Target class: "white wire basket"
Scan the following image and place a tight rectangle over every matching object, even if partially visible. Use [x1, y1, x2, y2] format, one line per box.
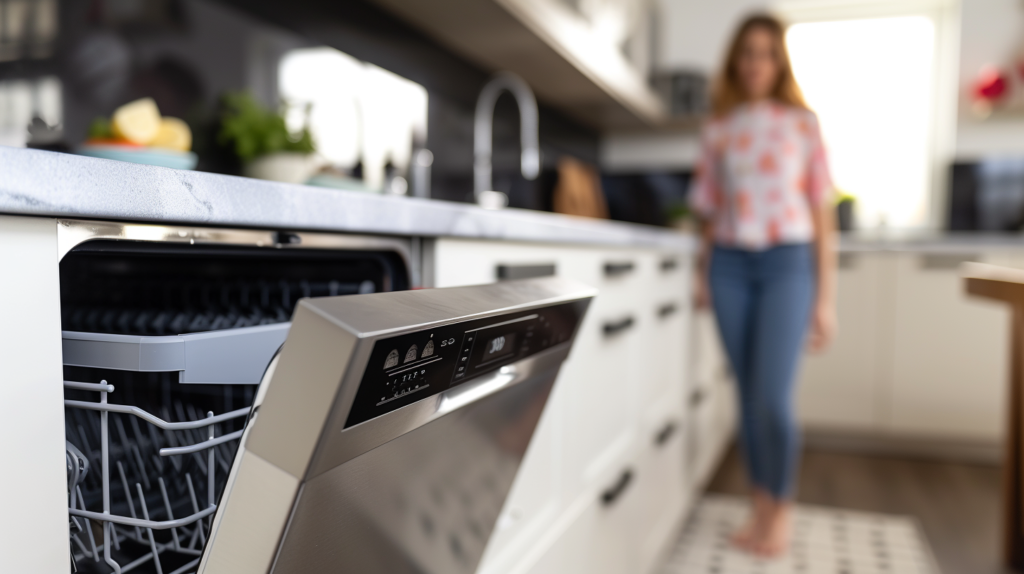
[64, 380, 251, 574]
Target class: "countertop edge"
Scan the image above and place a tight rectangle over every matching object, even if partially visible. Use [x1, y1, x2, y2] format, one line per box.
[0, 147, 696, 251]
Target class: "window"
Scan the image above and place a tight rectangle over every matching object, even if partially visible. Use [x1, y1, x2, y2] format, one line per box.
[786, 16, 938, 229]
[278, 47, 428, 192]
[0, 76, 61, 147]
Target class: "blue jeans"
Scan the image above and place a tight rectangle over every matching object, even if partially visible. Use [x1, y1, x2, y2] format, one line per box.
[709, 244, 815, 499]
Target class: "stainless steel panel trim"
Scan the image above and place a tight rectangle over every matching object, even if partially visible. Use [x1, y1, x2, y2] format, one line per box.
[61, 323, 289, 384]
[62, 331, 184, 372]
[55, 218, 413, 273]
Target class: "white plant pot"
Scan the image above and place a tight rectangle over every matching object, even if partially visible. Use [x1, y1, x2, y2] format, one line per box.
[243, 152, 321, 184]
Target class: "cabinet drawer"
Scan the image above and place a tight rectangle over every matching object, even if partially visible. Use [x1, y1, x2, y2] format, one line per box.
[529, 454, 644, 574]
[633, 410, 687, 574]
[559, 305, 641, 496]
[686, 380, 734, 492]
[691, 308, 727, 394]
[638, 298, 688, 419]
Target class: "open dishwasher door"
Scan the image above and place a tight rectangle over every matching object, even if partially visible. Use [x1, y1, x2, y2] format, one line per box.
[198, 277, 594, 574]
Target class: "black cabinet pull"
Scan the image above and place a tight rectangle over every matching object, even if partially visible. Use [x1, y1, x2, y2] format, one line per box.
[496, 263, 556, 281]
[604, 261, 635, 277]
[690, 388, 705, 407]
[654, 421, 677, 447]
[658, 302, 679, 319]
[660, 258, 678, 272]
[603, 316, 635, 337]
[600, 468, 634, 507]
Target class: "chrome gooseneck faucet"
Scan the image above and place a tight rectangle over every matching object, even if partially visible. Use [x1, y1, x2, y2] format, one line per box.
[474, 72, 540, 207]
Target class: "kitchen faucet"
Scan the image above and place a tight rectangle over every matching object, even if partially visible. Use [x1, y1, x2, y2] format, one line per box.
[474, 72, 540, 207]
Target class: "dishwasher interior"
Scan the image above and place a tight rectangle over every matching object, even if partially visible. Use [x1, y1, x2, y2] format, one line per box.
[60, 232, 409, 574]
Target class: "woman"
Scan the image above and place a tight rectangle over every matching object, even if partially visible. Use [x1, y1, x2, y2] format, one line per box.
[690, 14, 837, 556]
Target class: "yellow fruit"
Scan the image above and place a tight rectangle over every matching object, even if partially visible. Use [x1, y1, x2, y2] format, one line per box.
[111, 98, 161, 145]
[150, 117, 192, 152]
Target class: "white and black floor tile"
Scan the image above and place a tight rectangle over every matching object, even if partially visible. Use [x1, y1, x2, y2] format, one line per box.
[659, 496, 940, 574]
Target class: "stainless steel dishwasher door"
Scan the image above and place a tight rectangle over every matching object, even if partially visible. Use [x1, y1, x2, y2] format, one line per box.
[198, 277, 595, 574]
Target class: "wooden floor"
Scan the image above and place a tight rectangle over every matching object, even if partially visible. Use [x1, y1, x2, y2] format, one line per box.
[707, 445, 1007, 574]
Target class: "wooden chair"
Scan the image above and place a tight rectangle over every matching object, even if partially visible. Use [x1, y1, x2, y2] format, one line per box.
[964, 262, 1024, 569]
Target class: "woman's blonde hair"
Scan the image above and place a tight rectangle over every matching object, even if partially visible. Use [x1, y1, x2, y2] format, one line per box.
[711, 13, 808, 117]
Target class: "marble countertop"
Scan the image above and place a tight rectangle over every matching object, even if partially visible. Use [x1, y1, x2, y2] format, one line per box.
[0, 147, 694, 251]
[6, 147, 1024, 255]
[839, 232, 1024, 253]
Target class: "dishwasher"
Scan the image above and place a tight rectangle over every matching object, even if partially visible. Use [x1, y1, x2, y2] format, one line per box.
[58, 220, 594, 574]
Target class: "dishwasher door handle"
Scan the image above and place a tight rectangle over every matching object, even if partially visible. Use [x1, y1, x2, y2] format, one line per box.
[437, 366, 518, 416]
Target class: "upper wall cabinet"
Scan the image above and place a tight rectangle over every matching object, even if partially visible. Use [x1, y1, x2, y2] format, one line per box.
[367, 0, 667, 129]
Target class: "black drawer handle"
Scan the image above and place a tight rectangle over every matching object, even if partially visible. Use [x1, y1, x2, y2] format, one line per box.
[654, 421, 677, 447]
[660, 258, 678, 272]
[690, 388, 705, 407]
[496, 263, 556, 281]
[601, 468, 634, 507]
[604, 261, 635, 277]
[603, 316, 635, 337]
[658, 302, 679, 319]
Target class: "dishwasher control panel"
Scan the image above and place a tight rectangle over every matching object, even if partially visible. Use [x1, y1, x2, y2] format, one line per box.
[345, 300, 587, 427]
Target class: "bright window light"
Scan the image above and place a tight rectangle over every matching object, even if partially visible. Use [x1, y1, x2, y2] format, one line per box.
[279, 47, 428, 191]
[787, 16, 935, 229]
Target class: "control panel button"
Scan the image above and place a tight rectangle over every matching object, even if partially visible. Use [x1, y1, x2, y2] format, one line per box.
[404, 345, 418, 363]
[384, 349, 399, 369]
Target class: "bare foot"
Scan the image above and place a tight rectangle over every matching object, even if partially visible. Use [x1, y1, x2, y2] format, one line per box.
[729, 515, 759, 550]
[752, 500, 792, 557]
[730, 490, 771, 551]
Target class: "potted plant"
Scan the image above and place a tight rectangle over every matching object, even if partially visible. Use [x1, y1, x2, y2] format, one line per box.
[217, 91, 320, 184]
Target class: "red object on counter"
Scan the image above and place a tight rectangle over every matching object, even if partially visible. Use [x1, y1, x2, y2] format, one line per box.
[974, 66, 1009, 101]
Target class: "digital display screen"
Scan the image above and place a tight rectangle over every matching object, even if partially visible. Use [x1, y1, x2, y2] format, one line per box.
[345, 301, 589, 428]
[483, 333, 516, 361]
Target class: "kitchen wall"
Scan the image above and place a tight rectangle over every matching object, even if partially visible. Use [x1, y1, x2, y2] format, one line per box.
[956, 0, 1024, 159]
[605, 0, 1024, 218]
[6, 0, 601, 207]
[601, 0, 766, 172]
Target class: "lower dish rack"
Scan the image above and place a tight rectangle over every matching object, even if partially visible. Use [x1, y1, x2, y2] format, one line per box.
[57, 235, 410, 573]
[64, 379, 252, 574]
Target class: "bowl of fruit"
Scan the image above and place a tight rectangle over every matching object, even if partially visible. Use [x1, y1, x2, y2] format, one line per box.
[77, 98, 198, 170]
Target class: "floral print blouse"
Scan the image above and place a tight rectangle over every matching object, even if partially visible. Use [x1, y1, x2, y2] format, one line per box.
[690, 100, 833, 250]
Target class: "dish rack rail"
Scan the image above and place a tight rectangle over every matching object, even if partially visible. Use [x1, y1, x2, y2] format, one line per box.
[64, 380, 250, 574]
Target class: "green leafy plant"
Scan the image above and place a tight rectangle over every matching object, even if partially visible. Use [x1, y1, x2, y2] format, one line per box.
[665, 200, 691, 223]
[216, 91, 314, 163]
[87, 117, 113, 139]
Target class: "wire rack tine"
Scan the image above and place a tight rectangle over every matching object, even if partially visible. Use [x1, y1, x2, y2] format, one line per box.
[136, 483, 164, 574]
[158, 477, 182, 552]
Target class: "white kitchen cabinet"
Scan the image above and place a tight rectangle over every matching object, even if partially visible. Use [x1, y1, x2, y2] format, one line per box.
[0, 216, 69, 573]
[690, 308, 728, 395]
[886, 252, 1009, 441]
[431, 238, 694, 574]
[527, 439, 644, 574]
[798, 248, 1023, 449]
[797, 253, 888, 432]
[686, 306, 736, 489]
[632, 399, 688, 574]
